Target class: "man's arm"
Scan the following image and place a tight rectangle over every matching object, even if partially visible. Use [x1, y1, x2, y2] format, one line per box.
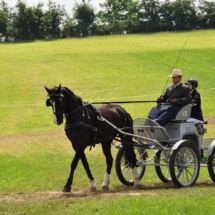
[175, 87, 192, 105]
[157, 87, 169, 103]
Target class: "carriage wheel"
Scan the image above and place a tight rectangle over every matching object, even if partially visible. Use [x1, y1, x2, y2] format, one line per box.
[169, 142, 200, 188]
[208, 147, 215, 183]
[155, 150, 172, 183]
[115, 147, 146, 185]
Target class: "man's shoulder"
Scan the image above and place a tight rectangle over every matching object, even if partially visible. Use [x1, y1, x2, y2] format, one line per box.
[167, 84, 174, 90]
[181, 83, 189, 87]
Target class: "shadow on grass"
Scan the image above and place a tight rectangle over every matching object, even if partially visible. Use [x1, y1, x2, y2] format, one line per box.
[59, 180, 215, 200]
[1, 38, 59, 45]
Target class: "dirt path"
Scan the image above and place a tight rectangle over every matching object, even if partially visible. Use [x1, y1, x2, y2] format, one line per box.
[0, 189, 156, 203]
[1, 181, 214, 203]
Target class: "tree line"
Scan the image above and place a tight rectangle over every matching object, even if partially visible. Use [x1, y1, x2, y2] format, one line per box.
[0, 0, 215, 41]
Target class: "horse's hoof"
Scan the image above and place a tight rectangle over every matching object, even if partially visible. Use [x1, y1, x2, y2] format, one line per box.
[62, 186, 71, 193]
[133, 184, 141, 190]
[89, 187, 97, 192]
[101, 185, 109, 191]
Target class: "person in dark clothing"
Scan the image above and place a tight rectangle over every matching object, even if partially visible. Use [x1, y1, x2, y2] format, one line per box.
[148, 69, 192, 126]
[185, 78, 204, 122]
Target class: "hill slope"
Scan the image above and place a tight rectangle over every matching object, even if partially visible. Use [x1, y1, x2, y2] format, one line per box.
[0, 30, 215, 134]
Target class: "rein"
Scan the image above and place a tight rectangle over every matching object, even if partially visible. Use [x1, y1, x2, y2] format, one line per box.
[92, 100, 156, 105]
[65, 100, 157, 117]
[51, 90, 135, 148]
[65, 103, 91, 117]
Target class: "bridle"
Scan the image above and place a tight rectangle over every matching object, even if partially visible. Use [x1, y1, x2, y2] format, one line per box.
[47, 93, 90, 119]
[46, 93, 66, 116]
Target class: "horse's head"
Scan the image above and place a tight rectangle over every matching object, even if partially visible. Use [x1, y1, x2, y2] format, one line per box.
[45, 84, 65, 125]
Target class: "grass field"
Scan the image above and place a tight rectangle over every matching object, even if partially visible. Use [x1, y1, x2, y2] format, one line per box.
[0, 30, 215, 214]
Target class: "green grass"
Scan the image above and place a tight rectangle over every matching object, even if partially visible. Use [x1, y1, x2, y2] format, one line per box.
[1, 30, 215, 214]
[0, 30, 215, 135]
[1, 190, 215, 214]
[0, 132, 215, 214]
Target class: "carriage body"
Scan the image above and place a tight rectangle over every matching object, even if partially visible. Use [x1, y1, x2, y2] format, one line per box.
[115, 104, 215, 188]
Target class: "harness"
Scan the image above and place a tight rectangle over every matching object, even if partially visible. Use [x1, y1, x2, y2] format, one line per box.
[50, 93, 133, 150]
[64, 103, 132, 150]
[64, 103, 102, 150]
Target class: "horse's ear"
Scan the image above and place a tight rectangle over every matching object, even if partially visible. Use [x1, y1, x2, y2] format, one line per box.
[44, 86, 52, 95]
[56, 83, 61, 94]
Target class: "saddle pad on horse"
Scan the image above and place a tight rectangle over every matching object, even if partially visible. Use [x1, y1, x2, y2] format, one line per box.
[133, 117, 170, 143]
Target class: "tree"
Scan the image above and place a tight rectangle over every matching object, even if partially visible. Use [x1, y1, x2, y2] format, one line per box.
[159, 0, 174, 31]
[30, 3, 44, 39]
[98, 0, 133, 23]
[62, 13, 76, 38]
[138, 0, 161, 32]
[12, 0, 30, 40]
[0, 0, 9, 40]
[43, 0, 66, 38]
[171, 0, 197, 30]
[73, 0, 95, 37]
[98, 0, 139, 34]
[198, 0, 215, 29]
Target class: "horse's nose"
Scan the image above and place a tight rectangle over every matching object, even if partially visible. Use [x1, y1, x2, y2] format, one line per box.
[54, 115, 63, 125]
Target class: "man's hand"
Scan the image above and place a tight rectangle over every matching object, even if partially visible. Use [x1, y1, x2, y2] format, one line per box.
[171, 99, 177, 104]
[157, 97, 162, 103]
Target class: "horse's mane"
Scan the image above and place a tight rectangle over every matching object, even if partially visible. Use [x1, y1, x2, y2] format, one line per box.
[62, 87, 83, 103]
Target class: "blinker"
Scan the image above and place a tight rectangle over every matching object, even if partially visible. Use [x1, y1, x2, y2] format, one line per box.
[46, 99, 52, 107]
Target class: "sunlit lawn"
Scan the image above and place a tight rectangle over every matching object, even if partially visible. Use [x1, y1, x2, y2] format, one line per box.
[0, 30, 215, 214]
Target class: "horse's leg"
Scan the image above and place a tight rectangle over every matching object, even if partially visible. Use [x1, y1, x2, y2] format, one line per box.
[62, 147, 83, 193]
[80, 152, 97, 191]
[101, 140, 113, 190]
[132, 166, 141, 189]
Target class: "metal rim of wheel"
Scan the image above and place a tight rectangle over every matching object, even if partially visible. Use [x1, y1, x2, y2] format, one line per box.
[155, 150, 172, 183]
[208, 147, 215, 183]
[115, 147, 146, 185]
[170, 143, 200, 188]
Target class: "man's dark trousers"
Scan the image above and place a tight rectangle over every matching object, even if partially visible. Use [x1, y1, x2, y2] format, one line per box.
[148, 103, 179, 127]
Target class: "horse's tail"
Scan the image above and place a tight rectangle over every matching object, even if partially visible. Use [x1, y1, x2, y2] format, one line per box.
[124, 111, 134, 134]
[117, 105, 133, 134]
[118, 107, 137, 169]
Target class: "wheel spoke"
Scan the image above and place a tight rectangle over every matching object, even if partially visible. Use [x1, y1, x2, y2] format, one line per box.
[163, 166, 170, 179]
[185, 168, 193, 178]
[127, 167, 131, 180]
[171, 145, 199, 187]
[185, 168, 190, 182]
[121, 163, 129, 170]
[123, 166, 129, 177]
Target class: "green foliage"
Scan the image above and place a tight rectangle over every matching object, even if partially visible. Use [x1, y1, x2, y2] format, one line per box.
[1, 0, 215, 40]
[171, 0, 197, 30]
[198, 0, 215, 29]
[73, 0, 95, 36]
[43, 1, 66, 39]
[0, 0, 9, 36]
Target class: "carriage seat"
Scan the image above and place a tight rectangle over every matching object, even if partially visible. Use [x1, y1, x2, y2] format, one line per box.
[172, 104, 191, 121]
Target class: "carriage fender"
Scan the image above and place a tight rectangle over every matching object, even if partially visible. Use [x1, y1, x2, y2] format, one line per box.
[172, 139, 201, 160]
[207, 140, 215, 157]
[172, 140, 189, 150]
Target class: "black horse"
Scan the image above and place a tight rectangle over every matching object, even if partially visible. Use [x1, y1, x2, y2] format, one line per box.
[45, 84, 140, 192]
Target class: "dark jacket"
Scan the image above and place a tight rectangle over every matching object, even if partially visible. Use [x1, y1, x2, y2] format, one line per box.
[190, 89, 204, 121]
[161, 82, 192, 105]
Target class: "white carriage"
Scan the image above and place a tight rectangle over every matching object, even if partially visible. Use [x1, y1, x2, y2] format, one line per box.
[112, 104, 215, 188]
